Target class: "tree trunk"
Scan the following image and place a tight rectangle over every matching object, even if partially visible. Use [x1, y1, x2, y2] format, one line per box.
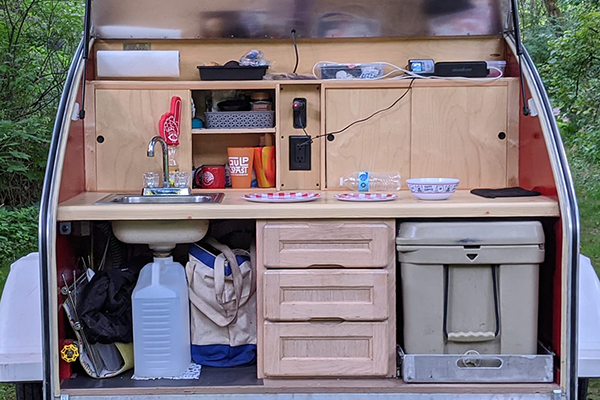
[543, 0, 561, 17]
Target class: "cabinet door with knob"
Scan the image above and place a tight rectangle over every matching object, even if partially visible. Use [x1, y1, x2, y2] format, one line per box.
[94, 89, 192, 192]
[411, 85, 515, 189]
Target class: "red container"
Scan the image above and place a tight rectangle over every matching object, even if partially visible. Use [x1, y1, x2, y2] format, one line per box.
[199, 165, 225, 189]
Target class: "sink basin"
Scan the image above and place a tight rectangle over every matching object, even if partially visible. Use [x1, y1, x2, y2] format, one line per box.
[94, 193, 224, 205]
[112, 219, 209, 253]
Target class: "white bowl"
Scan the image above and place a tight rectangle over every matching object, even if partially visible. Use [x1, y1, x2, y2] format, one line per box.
[406, 178, 460, 200]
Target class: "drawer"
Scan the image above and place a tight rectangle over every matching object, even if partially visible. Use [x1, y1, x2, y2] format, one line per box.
[263, 269, 389, 321]
[261, 220, 393, 268]
[263, 321, 390, 377]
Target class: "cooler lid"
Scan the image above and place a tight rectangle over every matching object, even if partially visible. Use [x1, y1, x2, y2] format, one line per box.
[396, 221, 545, 247]
[91, 0, 511, 39]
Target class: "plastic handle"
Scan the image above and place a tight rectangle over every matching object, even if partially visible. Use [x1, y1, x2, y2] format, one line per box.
[447, 331, 496, 343]
[151, 261, 161, 286]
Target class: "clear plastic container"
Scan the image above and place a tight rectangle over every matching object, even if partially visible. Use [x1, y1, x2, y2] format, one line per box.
[316, 63, 385, 80]
[339, 171, 402, 191]
[132, 256, 190, 378]
[486, 61, 506, 77]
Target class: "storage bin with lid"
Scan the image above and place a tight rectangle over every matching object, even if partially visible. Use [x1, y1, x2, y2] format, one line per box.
[396, 221, 545, 356]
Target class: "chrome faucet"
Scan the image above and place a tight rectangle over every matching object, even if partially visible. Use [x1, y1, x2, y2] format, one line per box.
[144, 136, 191, 196]
[147, 136, 170, 188]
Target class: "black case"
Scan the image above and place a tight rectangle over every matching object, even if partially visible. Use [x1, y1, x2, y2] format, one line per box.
[197, 65, 268, 81]
[434, 61, 489, 78]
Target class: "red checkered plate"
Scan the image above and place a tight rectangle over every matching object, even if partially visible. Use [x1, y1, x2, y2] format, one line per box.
[334, 193, 397, 202]
[241, 192, 322, 203]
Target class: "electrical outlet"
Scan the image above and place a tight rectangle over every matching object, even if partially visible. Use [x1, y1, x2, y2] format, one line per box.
[289, 136, 311, 170]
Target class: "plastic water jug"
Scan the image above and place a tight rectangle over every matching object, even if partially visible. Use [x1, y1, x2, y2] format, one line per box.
[132, 256, 190, 378]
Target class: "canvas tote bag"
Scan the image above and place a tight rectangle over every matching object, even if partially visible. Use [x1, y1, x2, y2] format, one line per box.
[186, 237, 257, 367]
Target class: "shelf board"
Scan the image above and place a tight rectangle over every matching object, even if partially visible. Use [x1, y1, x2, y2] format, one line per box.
[192, 128, 276, 135]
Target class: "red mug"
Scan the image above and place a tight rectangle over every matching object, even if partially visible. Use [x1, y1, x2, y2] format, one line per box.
[199, 165, 225, 189]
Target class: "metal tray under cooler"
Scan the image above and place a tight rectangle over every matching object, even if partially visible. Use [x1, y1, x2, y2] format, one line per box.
[399, 346, 554, 383]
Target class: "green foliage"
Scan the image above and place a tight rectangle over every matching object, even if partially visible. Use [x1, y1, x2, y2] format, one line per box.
[0, 382, 16, 400]
[0, 205, 39, 291]
[520, 0, 600, 164]
[0, 0, 84, 206]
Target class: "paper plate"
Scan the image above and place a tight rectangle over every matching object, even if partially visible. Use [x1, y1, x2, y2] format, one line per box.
[241, 192, 321, 203]
[334, 193, 397, 202]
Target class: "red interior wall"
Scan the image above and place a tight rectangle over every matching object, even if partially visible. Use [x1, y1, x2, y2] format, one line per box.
[506, 44, 562, 380]
[55, 233, 79, 380]
[58, 58, 94, 203]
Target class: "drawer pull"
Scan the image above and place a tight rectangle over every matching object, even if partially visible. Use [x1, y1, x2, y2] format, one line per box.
[308, 317, 345, 324]
[306, 264, 345, 269]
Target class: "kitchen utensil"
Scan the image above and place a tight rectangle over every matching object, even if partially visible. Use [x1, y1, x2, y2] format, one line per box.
[253, 146, 275, 188]
[334, 193, 397, 202]
[217, 100, 251, 112]
[240, 192, 321, 203]
[227, 147, 255, 188]
[200, 165, 226, 189]
[406, 178, 460, 200]
[142, 172, 160, 188]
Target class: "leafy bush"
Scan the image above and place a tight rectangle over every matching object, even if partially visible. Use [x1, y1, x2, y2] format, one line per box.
[0, 0, 84, 206]
[531, 2, 600, 164]
[0, 205, 39, 294]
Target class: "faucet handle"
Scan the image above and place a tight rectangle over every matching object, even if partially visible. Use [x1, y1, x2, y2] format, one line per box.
[171, 172, 190, 188]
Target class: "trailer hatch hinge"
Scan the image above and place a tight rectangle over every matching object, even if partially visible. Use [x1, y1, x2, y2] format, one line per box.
[78, 0, 92, 120]
[509, 0, 531, 117]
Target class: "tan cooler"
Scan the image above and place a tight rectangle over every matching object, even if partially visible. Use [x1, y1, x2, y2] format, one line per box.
[397, 221, 545, 356]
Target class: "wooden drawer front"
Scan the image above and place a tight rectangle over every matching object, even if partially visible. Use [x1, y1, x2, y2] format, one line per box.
[262, 220, 393, 268]
[263, 322, 389, 377]
[264, 270, 389, 321]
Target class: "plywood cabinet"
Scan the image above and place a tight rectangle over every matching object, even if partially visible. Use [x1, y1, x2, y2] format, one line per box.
[262, 220, 393, 268]
[411, 86, 509, 189]
[257, 219, 396, 379]
[325, 89, 411, 189]
[263, 269, 390, 321]
[263, 322, 391, 377]
[324, 81, 518, 189]
[94, 89, 192, 192]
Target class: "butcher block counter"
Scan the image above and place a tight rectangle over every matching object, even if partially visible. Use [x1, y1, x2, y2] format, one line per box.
[56, 191, 560, 221]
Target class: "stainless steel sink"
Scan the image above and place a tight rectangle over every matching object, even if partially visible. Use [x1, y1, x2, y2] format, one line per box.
[94, 193, 224, 205]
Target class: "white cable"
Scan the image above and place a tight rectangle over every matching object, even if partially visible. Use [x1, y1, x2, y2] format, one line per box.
[312, 61, 504, 81]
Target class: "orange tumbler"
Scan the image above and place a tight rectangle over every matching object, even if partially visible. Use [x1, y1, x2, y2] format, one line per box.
[227, 147, 254, 188]
[254, 146, 275, 188]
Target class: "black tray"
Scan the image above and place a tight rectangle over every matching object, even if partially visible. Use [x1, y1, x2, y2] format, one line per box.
[197, 65, 268, 81]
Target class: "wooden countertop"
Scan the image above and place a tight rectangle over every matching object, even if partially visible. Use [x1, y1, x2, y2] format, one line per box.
[56, 191, 560, 221]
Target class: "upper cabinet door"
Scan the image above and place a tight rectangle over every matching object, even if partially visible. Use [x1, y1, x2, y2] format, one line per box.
[325, 89, 411, 189]
[411, 86, 509, 189]
[94, 90, 192, 192]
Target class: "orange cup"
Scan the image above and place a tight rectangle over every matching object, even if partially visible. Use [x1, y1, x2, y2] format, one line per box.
[227, 147, 255, 188]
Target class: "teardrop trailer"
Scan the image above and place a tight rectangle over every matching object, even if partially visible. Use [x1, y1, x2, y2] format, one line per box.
[1, 0, 600, 399]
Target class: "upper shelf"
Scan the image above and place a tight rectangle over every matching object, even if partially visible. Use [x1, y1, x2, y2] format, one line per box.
[57, 191, 560, 221]
[90, 78, 517, 91]
[192, 128, 276, 135]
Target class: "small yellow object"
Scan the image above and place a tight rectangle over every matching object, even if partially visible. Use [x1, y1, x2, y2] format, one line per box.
[61, 343, 79, 363]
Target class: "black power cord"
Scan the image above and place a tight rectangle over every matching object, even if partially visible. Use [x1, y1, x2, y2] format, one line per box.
[300, 78, 416, 146]
[291, 29, 299, 74]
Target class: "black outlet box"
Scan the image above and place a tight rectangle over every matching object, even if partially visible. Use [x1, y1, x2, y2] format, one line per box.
[289, 136, 311, 170]
[293, 98, 307, 129]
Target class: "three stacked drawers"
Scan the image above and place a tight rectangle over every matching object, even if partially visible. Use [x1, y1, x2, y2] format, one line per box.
[256, 219, 396, 378]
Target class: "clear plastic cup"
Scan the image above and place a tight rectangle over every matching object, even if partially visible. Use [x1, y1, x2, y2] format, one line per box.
[143, 172, 160, 188]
